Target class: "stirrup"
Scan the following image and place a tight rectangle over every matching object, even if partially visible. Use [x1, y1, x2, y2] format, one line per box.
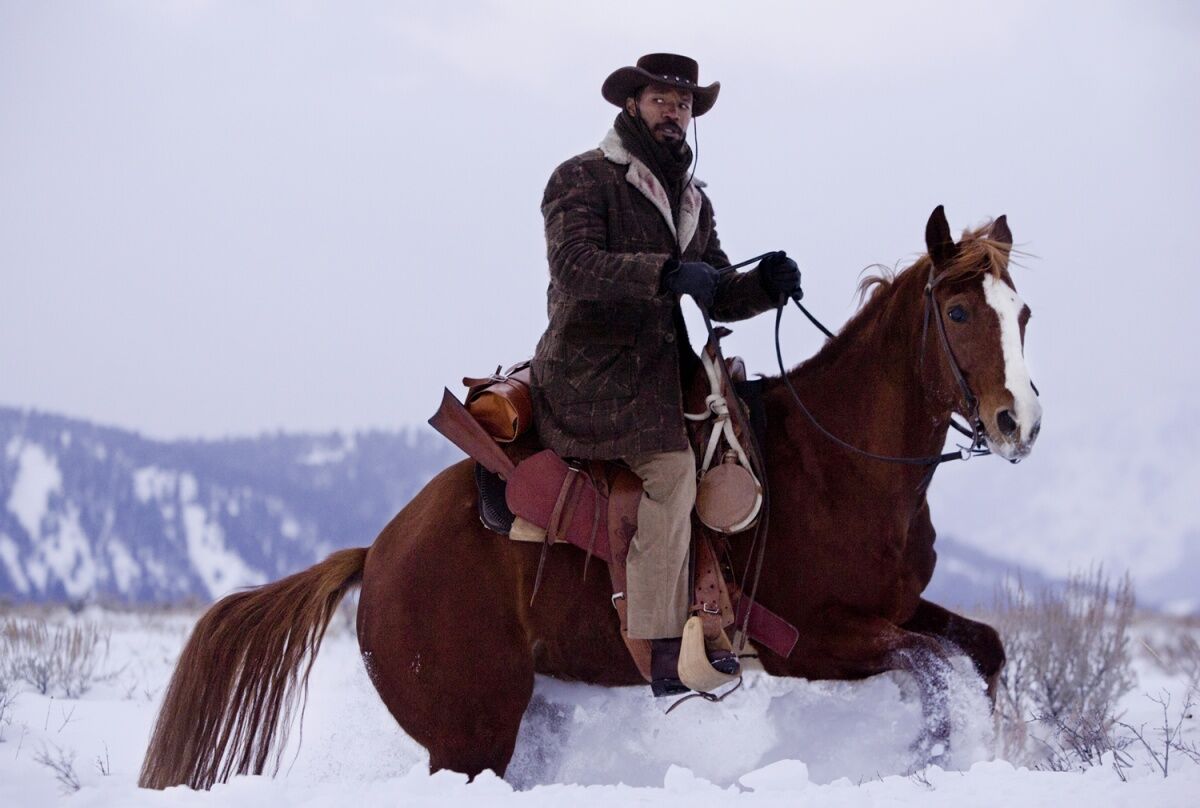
[677, 616, 739, 693]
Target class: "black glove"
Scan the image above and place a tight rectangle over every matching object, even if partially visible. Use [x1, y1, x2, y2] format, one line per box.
[757, 251, 801, 300]
[661, 259, 719, 310]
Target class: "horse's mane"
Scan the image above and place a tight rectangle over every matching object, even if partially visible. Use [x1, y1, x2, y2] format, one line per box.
[855, 222, 1013, 308]
[784, 221, 1015, 378]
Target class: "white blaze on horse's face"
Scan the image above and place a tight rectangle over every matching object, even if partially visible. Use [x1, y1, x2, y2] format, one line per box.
[981, 274, 1042, 461]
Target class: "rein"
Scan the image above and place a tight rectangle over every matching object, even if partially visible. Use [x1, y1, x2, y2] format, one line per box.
[707, 254, 991, 473]
[770, 261, 991, 471]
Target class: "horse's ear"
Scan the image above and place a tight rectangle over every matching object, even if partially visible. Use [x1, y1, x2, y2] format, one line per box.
[925, 205, 956, 268]
[990, 215, 1013, 249]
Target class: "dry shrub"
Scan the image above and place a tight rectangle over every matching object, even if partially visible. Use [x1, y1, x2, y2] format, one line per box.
[1142, 630, 1200, 689]
[991, 568, 1136, 766]
[0, 664, 14, 742]
[34, 742, 81, 793]
[1, 617, 112, 698]
[1117, 686, 1200, 777]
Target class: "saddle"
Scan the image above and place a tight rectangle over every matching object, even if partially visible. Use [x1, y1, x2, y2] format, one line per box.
[428, 334, 799, 690]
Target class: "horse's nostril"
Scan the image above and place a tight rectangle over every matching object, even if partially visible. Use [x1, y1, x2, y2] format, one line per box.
[997, 409, 1018, 436]
[1030, 420, 1041, 441]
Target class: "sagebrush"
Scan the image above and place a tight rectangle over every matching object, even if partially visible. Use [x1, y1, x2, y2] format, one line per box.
[991, 568, 1135, 767]
[1, 617, 112, 698]
[1142, 628, 1200, 689]
[0, 661, 15, 742]
[34, 742, 81, 793]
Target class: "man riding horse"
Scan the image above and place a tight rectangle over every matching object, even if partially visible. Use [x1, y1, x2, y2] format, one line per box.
[530, 53, 802, 696]
[139, 49, 1041, 789]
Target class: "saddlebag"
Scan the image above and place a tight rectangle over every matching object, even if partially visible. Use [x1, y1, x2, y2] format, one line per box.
[462, 360, 533, 443]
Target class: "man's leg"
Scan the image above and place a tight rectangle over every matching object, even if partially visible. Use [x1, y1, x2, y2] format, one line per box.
[621, 448, 696, 641]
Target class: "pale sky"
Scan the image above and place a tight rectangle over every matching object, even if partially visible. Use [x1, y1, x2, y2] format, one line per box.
[3, 1, 1200, 590]
[3, 0, 1197, 441]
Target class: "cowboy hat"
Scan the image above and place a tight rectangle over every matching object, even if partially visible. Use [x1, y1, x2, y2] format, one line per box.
[601, 53, 720, 116]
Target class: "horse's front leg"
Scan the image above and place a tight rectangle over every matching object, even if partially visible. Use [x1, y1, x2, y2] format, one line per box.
[808, 612, 957, 768]
[901, 598, 1006, 706]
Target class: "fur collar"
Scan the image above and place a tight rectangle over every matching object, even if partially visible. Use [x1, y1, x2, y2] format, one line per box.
[598, 128, 702, 252]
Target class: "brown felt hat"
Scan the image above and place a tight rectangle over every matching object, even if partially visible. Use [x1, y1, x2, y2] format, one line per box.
[602, 53, 720, 116]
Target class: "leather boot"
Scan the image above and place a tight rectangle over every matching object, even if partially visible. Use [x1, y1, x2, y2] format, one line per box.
[650, 638, 689, 697]
[706, 647, 741, 676]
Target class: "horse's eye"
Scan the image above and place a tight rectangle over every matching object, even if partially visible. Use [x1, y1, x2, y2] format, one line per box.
[948, 305, 968, 323]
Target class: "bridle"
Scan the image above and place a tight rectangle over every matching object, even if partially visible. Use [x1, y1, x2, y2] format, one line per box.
[709, 253, 993, 477]
[921, 261, 991, 454]
[769, 256, 994, 473]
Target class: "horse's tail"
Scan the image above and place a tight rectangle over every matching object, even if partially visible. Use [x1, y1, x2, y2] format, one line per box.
[138, 546, 368, 790]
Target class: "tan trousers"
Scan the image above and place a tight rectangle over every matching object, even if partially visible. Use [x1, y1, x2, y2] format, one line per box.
[621, 448, 696, 640]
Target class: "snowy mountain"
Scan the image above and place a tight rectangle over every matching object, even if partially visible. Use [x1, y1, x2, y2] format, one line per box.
[0, 407, 458, 604]
[928, 401, 1200, 616]
[0, 406, 1060, 610]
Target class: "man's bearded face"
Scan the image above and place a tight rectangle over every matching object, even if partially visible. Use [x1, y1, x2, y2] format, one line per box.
[627, 83, 693, 144]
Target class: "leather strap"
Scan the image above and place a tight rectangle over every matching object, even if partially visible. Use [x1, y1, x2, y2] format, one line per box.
[530, 469, 581, 605]
[462, 359, 533, 392]
[580, 461, 607, 581]
[731, 586, 800, 659]
[691, 534, 734, 642]
[547, 467, 583, 543]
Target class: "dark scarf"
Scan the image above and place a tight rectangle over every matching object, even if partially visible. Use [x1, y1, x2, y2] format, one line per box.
[613, 111, 693, 220]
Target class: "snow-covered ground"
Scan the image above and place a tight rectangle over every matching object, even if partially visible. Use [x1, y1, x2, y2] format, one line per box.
[1, 607, 1196, 807]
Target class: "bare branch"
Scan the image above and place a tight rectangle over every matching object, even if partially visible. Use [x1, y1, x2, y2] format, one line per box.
[33, 742, 81, 793]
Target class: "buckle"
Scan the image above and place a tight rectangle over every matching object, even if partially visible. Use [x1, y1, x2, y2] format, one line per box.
[611, 591, 625, 608]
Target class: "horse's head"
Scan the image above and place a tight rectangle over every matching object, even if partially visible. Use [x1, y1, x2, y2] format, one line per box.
[924, 206, 1042, 462]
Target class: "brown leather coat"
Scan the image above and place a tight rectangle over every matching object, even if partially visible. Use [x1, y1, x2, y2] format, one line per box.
[531, 129, 776, 459]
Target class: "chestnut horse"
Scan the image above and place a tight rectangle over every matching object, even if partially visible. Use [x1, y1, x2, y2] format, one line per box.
[139, 206, 1041, 789]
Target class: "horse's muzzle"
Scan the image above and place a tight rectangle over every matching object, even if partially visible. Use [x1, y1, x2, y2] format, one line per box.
[987, 414, 1041, 463]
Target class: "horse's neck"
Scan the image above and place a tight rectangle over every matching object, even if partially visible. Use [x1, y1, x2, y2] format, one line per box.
[772, 274, 954, 488]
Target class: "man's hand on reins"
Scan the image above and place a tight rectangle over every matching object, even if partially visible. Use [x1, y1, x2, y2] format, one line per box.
[757, 251, 801, 302]
[661, 258, 719, 309]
